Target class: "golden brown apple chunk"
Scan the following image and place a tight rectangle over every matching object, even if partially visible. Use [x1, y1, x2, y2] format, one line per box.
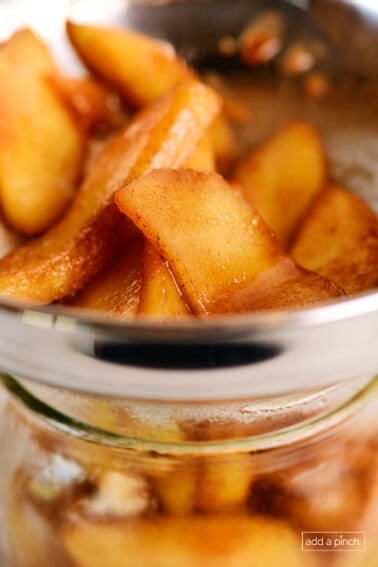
[66, 21, 193, 108]
[186, 131, 216, 173]
[67, 231, 144, 317]
[0, 29, 84, 235]
[291, 185, 378, 294]
[48, 74, 124, 132]
[138, 243, 189, 318]
[196, 456, 253, 514]
[62, 515, 310, 567]
[232, 121, 327, 247]
[0, 80, 220, 303]
[67, 22, 235, 174]
[115, 169, 342, 315]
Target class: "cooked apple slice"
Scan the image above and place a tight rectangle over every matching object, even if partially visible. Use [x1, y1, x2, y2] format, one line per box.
[62, 515, 309, 567]
[67, 22, 234, 173]
[197, 455, 253, 513]
[67, 231, 143, 317]
[0, 29, 84, 235]
[232, 121, 327, 247]
[0, 80, 220, 302]
[1, 27, 53, 73]
[138, 129, 213, 319]
[115, 169, 342, 315]
[67, 21, 194, 108]
[186, 131, 215, 172]
[211, 115, 238, 174]
[138, 125, 214, 319]
[291, 185, 378, 294]
[138, 242, 189, 318]
[48, 74, 125, 132]
[151, 461, 198, 516]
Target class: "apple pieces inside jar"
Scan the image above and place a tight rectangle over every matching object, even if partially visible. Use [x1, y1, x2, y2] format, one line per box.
[62, 515, 310, 567]
[291, 185, 378, 294]
[196, 455, 253, 514]
[232, 121, 327, 248]
[0, 28, 85, 236]
[115, 168, 343, 315]
[0, 80, 220, 303]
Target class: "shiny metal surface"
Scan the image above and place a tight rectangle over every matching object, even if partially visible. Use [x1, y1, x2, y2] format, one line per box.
[0, 0, 376, 400]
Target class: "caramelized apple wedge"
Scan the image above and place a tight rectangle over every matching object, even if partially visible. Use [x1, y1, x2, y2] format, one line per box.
[67, 232, 144, 317]
[151, 461, 198, 516]
[115, 169, 342, 315]
[211, 115, 238, 174]
[291, 185, 378, 294]
[0, 29, 84, 235]
[232, 121, 327, 247]
[0, 81, 220, 302]
[0, 27, 53, 73]
[197, 456, 253, 514]
[67, 21, 234, 174]
[138, 243, 189, 317]
[186, 131, 215, 172]
[67, 21, 193, 108]
[48, 74, 125, 132]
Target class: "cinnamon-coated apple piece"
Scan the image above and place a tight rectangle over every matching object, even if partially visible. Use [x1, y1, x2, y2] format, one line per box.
[48, 74, 125, 132]
[211, 115, 238, 174]
[186, 131, 216, 172]
[67, 231, 144, 317]
[62, 515, 310, 567]
[291, 185, 378, 294]
[0, 80, 220, 303]
[66, 21, 193, 108]
[137, 243, 189, 318]
[0, 29, 84, 235]
[137, 131, 215, 319]
[115, 169, 343, 315]
[138, 127, 214, 319]
[67, 21, 234, 173]
[232, 121, 327, 247]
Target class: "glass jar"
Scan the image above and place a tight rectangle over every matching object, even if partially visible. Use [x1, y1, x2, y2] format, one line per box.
[0, 1, 377, 566]
[0, 374, 377, 567]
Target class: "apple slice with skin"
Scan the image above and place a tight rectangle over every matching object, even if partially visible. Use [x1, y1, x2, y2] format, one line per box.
[232, 121, 327, 248]
[0, 28, 85, 235]
[291, 185, 378, 294]
[115, 169, 343, 315]
[0, 80, 220, 303]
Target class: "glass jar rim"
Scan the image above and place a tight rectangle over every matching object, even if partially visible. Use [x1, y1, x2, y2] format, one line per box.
[2, 373, 377, 457]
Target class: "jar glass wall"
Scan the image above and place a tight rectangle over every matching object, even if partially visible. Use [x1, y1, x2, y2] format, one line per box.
[0, 375, 377, 567]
